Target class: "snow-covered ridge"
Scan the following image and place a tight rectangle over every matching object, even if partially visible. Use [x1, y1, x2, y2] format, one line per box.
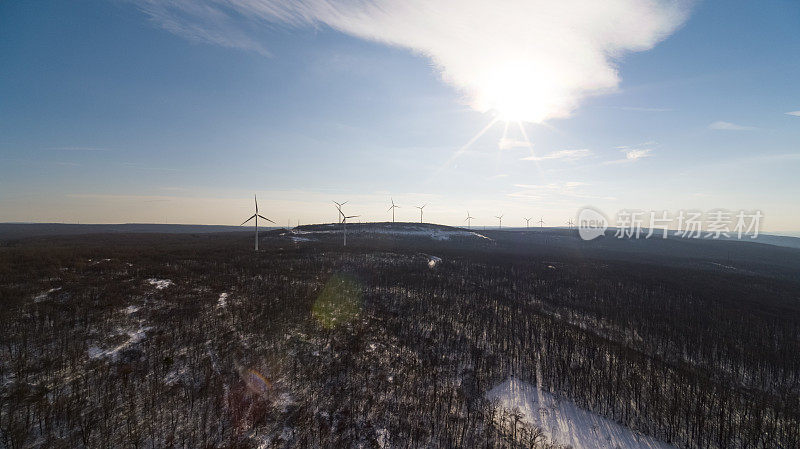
[487, 377, 675, 449]
[291, 223, 490, 241]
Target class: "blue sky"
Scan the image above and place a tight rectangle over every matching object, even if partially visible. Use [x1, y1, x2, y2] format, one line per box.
[1, 0, 798, 231]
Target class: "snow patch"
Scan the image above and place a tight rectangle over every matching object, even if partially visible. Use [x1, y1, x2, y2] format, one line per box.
[147, 278, 173, 290]
[296, 225, 490, 241]
[376, 428, 390, 448]
[486, 377, 676, 449]
[122, 305, 140, 315]
[88, 326, 152, 361]
[33, 287, 61, 302]
[217, 292, 228, 308]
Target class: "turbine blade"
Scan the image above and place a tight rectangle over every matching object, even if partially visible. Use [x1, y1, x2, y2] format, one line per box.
[240, 214, 256, 226]
[257, 214, 274, 224]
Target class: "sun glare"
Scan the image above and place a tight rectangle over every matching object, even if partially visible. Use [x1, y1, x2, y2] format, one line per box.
[477, 61, 559, 123]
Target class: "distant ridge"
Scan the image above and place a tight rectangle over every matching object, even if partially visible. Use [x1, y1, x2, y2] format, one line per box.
[0, 223, 261, 240]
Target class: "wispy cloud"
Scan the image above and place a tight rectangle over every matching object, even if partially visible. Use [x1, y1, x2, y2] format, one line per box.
[486, 173, 509, 180]
[616, 106, 674, 112]
[785, 111, 800, 117]
[123, 162, 182, 172]
[136, 1, 271, 56]
[135, 0, 692, 122]
[708, 121, 758, 131]
[48, 146, 113, 152]
[521, 149, 591, 162]
[498, 138, 530, 151]
[603, 147, 653, 164]
[509, 181, 613, 201]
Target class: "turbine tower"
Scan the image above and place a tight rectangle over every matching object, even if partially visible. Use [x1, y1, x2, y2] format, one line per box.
[416, 204, 427, 223]
[342, 214, 359, 246]
[538, 217, 545, 227]
[524, 217, 532, 229]
[333, 200, 347, 223]
[566, 219, 574, 229]
[240, 194, 274, 251]
[495, 214, 504, 229]
[388, 198, 400, 223]
[464, 211, 475, 229]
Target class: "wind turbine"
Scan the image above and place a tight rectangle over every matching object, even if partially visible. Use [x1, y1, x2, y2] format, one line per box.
[495, 214, 504, 229]
[464, 211, 475, 229]
[333, 200, 347, 223]
[342, 214, 359, 246]
[566, 219, 574, 229]
[538, 217, 545, 227]
[240, 194, 274, 251]
[415, 204, 427, 223]
[388, 198, 400, 223]
[524, 217, 532, 229]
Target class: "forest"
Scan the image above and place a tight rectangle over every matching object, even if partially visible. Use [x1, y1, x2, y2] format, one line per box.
[1, 228, 798, 448]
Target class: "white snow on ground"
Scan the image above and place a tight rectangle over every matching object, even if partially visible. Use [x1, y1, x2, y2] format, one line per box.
[88, 325, 151, 361]
[290, 236, 313, 242]
[295, 225, 490, 241]
[33, 287, 61, 302]
[217, 292, 228, 308]
[428, 255, 442, 268]
[376, 428, 390, 448]
[122, 305, 140, 315]
[147, 278, 173, 289]
[487, 377, 676, 449]
[709, 262, 736, 270]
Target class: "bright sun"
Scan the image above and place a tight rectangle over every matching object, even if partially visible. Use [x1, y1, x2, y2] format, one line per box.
[476, 61, 559, 123]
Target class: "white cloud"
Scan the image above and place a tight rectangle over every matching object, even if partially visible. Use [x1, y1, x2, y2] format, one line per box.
[603, 147, 653, 164]
[521, 149, 592, 161]
[498, 138, 531, 150]
[786, 111, 800, 117]
[136, 0, 692, 122]
[625, 148, 652, 160]
[486, 173, 509, 180]
[617, 106, 674, 112]
[708, 121, 757, 131]
[509, 181, 606, 201]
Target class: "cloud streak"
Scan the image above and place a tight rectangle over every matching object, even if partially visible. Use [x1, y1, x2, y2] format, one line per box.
[521, 149, 592, 161]
[136, 0, 692, 122]
[603, 147, 653, 164]
[708, 121, 757, 131]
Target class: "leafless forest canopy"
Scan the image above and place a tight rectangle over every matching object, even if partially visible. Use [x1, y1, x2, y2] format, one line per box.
[1, 228, 799, 448]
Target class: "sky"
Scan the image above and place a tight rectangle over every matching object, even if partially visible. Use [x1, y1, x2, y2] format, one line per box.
[1, 0, 799, 232]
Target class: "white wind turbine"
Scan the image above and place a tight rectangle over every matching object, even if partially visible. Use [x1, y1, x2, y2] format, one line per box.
[387, 198, 400, 223]
[495, 214, 504, 229]
[538, 217, 545, 227]
[566, 218, 575, 229]
[342, 213, 359, 246]
[333, 200, 347, 223]
[415, 204, 427, 223]
[239, 194, 274, 251]
[524, 217, 532, 229]
[464, 211, 475, 229]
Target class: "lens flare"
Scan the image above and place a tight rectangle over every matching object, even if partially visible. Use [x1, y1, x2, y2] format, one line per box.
[312, 274, 363, 329]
